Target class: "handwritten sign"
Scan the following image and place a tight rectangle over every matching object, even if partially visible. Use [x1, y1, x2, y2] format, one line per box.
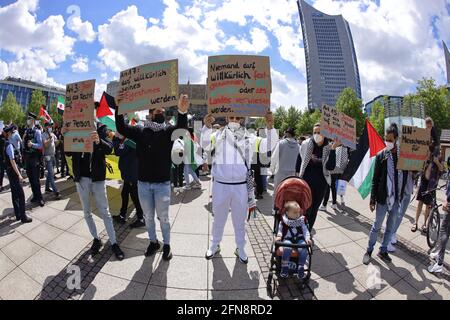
[63, 79, 96, 152]
[117, 59, 178, 115]
[320, 105, 356, 149]
[397, 125, 429, 171]
[207, 55, 271, 117]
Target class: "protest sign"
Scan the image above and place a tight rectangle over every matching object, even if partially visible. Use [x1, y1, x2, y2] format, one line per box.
[398, 125, 429, 171]
[63, 79, 96, 152]
[320, 105, 356, 150]
[118, 59, 178, 115]
[207, 55, 271, 117]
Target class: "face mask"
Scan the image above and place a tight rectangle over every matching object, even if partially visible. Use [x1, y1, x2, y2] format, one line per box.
[228, 122, 240, 131]
[385, 141, 394, 151]
[153, 113, 165, 124]
[313, 134, 323, 144]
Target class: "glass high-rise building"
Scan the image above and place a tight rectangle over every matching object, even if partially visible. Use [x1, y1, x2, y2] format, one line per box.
[297, 0, 362, 110]
[444, 41, 450, 86]
[0, 77, 65, 111]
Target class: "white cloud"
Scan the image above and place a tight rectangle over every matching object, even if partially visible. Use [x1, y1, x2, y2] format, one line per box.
[0, 60, 8, 79]
[0, 0, 75, 86]
[71, 56, 89, 73]
[226, 28, 270, 53]
[67, 15, 96, 42]
[95, 82, 106, 101]
[271, 68, 307, 110]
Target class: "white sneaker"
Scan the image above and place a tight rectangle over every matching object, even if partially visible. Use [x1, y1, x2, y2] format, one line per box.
[205, 245, 221, 260]
[387, 243, 396, 253]
[183, 185, 191, 191]
[331, 204, 338, 210]
[340, 196, 345, 206]
[429, 250, 439, 260]
[427, 262, 443, 273]
[192, 182, 202, 189]
[391, 234, 397, 245]
[234, 248, 248, 264]
[319, 205, 326, 211]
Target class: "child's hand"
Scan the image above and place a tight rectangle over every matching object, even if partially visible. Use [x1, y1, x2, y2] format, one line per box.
[275, 236, 282, 242]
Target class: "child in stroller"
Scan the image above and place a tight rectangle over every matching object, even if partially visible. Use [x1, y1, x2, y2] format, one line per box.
[276, 200, 312, 278]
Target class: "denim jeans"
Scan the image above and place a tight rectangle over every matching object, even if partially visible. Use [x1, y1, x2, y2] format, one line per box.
[76, 177, 117, 244]
[436, 209, 450, 265]
[392, 193, 412, 236]
[367, 201, 399, 253]
[45, 156, 58, 193]
[184, 164, 200, 185]
[281, 239, 308, 274]
[138, 181, 171, 245]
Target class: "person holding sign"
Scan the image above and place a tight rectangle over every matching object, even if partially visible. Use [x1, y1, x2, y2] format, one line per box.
[65, 121, 125, 261]
[201, 111, 278, 264]
[115, 95, 189, 261]
[298, 123, 342, 230]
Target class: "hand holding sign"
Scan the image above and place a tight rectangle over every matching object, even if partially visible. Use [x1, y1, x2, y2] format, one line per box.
[91, 131, 100, 145]
[331, 139, 342, 150]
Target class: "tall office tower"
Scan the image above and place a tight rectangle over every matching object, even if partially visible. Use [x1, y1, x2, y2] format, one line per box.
[444, 41, 450, 85]
[297, 0, 362, 110]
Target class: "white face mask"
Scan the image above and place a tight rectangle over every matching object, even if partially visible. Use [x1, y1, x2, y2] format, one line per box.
[385, 141, 395, 151]
[228, 122, 240, 131]
[313, 133, 323, 144]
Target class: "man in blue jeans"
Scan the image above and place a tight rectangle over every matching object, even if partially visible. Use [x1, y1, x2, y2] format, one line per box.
[363, 123, 404, 265]
[115, 95, 189, 261]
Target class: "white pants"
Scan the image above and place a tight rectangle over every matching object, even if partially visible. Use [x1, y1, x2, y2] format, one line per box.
[211, 181, 248, 250]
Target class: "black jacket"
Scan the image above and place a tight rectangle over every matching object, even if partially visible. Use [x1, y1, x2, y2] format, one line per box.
[115, 110, 188, 183]
[370, 149, 408, 205]
[66, 123, 113, 182]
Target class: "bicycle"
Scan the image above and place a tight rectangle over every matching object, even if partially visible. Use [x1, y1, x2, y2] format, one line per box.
[422, 184, 446, 249]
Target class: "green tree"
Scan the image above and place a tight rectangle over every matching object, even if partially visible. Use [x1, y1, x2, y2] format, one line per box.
[296, 109, 321, 136]
[369, 100, 385, 136]
[0, 92, 25, 125]
[48, 99, 62, 125]
[335, 87, 366, 136]
[27, 89, 46, 116]
[273, 106, 287, 132]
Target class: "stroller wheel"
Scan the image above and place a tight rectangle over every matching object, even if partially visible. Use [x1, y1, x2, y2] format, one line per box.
[266, 273, 276, 299]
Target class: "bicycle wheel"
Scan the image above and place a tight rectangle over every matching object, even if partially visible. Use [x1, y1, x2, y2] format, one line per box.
[427, 207, 441, 249]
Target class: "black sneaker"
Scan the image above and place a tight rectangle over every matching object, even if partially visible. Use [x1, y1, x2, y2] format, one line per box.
[21, 216, 33, 224]
[38, 199, 45, 207]
[54, 192, 61, 200]
[91, 238, 102, 255]
[145, 241, 161, 257]
[363, 251, 372, 265]
[377, 251, 392, 263]
[129, 219, 145, 229]
[113, 215, 126, 224]
[112, 244, 125, 261]
[45, 188, 53, 194]
[30, 198, 37, 203]
[162, 244, 173, 261]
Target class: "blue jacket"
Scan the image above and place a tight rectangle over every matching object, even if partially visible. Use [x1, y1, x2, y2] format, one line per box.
[113, 136, 138, 183]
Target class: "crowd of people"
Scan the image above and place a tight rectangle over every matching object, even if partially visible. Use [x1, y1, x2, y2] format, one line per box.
[1, 98, 449, 275]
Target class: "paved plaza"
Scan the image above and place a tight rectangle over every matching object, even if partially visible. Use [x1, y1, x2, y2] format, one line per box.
[0, 175, 449, 300]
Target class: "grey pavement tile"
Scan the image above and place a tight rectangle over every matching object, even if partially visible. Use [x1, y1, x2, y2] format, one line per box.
[150, 256, 207, 290]
[67, 219, 104, 240]
[403, 266, 444, 299]
[339, 223, 370, 242]
[327, 242, 368, 270]
[209, 257, 265, 291]
[170, 233, 208, 258]
[100, 247, 160, 284]
[310, 249, 347, 280]
[350, 263, 402, 297]
[309, 270, 372, 300]
[46, 196, 78, 211]
[172, 210, 209, 235]
[81, 272, 147, 300]
[120, 228, 150, 252]
[0, 267, 42, 300]
[46, 232, 91, 260]
[217, 235, 255, 258]
[10, 219, 43, 235]
[0, 225, 21, 249]
[312, 228, 353, 249]
[144, 285, 207, 300]
[209, 288, 270, 300]
[320, 210, 357, 227]
[20, 248, 69, 285]
[429, 283, 450, 300]
[29, 206, 63, 223]
[312, 215, 335, 230]
[0, 251, 16, 281]
[375, 279, 427, 300]
[24, 223, 64, 247]
[1, 236, 41, 265]
[46, 212, 83, 231]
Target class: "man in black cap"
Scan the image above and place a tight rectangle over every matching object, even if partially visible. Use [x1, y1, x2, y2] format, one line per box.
[3, 125, 32, 223]
[23, 112, 44, 206]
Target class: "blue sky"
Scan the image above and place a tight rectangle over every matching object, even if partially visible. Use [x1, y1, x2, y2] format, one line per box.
[0, 0, 449, 109]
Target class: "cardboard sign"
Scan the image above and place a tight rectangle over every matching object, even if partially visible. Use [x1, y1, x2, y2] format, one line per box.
[207, 55, 271, 117]
[320, 105, 356, 150]
[118, 59, 178, 115]
[63, 79, 96, 152]
[398, 125, 429, 171]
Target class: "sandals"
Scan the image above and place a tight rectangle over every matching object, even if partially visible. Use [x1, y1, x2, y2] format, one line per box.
[421, 225, 428, 233]
[411, 224, 418, 232]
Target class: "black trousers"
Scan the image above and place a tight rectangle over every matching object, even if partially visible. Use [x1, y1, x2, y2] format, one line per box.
[323, 174, 339, 206]
[172, 164, 184, 188]
[120, 181, 143, 220]
[7, 169, 26, 220]
[60, 153, 69, 176]
[0, 159, 5, 187]
[25, 157, 43, 201]
[254, 168, 264, 196]
[304, 174, 327, 231]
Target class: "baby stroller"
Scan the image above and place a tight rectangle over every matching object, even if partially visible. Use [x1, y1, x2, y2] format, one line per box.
[267, 176, 314, 298]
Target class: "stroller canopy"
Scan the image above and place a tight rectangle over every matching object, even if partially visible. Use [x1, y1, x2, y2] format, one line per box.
[274, 177, 312, 214]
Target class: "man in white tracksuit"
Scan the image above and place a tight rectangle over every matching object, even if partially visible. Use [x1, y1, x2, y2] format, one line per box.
[201, 112, 278, 263]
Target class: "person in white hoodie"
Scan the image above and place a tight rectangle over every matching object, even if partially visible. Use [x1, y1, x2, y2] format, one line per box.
[201, 112, 278, 263]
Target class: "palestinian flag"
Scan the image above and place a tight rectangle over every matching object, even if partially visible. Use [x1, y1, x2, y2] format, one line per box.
[39, 105, 53, 123]
[341, 119, 385, 199]
[57, 96, 65, 115]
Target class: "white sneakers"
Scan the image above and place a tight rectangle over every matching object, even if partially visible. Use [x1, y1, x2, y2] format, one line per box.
[205, 245, 221, 260]
[387, 243, 396, 253]
[429, 250, 439, 260]
[427, 262, 443, 273]
[234, 248, 249, 264]
[319, 205, 326, 211]
[331, 204, 338, 210]
[340, 195, 345, 206]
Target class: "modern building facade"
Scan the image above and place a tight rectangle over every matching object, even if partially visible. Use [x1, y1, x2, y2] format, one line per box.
[0, 77, 65, 111]
[297, 0, 362, 110]
[444, 41, 450, 86]
[364, 95, 404, 116]
[106, 80, 120, 98]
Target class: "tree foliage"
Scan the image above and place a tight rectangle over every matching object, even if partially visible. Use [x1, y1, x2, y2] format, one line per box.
[0, 92, 25, 125]
[369, 100, 385, 136]
[27, 89, 46, 116]
[335, 87, 366, 137]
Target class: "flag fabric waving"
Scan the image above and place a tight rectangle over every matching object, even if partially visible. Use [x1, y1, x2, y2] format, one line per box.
[340, 119, 385, 199]
[39, 105, 53, 123]
[57, 96, 65, 115]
